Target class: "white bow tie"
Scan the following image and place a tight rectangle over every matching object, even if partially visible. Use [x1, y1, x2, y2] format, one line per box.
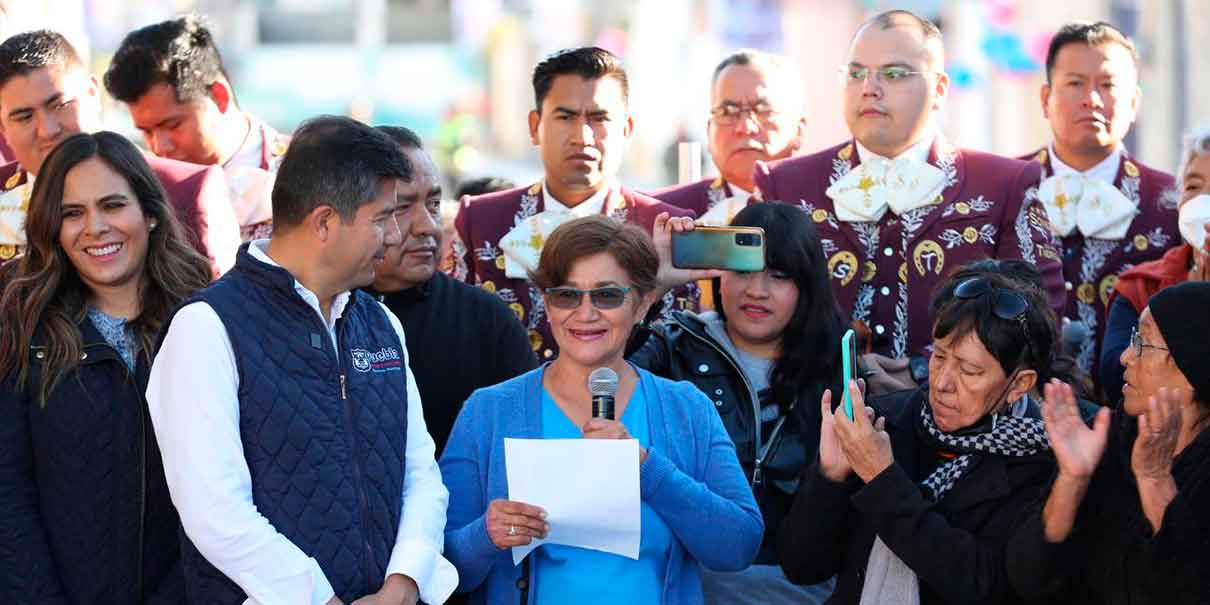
[827, 156, 947, 222]
[1038, 174, 1136, 239]
[698, 190, 748, 226]
[499, 209, 583, 279]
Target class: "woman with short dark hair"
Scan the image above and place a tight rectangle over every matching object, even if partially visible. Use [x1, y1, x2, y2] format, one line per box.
[0, 132, 211, 602]
[440, 214, 762, 604]
[779, 272, 1061, 604]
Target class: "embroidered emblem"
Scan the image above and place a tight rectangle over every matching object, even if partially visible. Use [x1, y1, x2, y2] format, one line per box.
[899, 262, 908, 283]
[1123, 160, 1139, 178]
[271, 139, 288, 157]
[509, 302, 525, 322]
[4, 171, 20, 191]
[1100, 275, 1119, 306]
[351, 349, 371, 372]
[861, 261, 877, 282]
[1132, 234, 1149, 251]
[482, 280, 496, 293]
[350, 346, 402, 373]
[706, 178, 725, 210]
[528, 330, 543, 352]
[820, 238, 839, 257]
[838, 144, 853, 161]
[828, 251, 859, 286]
[830, 145, 854, 185]
[955, 202, 970, 215]
[1077, 283, 1096, 305]
[913, 239, 946, 276]
[0, 244, 15, 260]
[1034, 149, 1048, 165]
[811, 209, 828, 223]
[962, 227, 979, 244]
[495, 255, 507, 270]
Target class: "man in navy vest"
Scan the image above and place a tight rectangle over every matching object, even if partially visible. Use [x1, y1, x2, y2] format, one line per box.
[147, 116, 455, 605]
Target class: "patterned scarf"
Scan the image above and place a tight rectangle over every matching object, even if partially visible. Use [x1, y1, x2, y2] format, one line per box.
[918, 400, 1051, 501]
[860, 398, 1051, 605]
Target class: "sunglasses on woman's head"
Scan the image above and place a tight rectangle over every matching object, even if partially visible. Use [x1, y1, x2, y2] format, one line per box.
[544, 286, 632, 310]
[952, 278, 1034, 362]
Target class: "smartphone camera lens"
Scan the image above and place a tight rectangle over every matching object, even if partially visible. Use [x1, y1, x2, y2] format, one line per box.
[735, 233, 761, 247]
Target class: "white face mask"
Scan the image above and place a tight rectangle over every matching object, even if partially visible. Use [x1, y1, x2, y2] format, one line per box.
[1179, 194, 1210, 249]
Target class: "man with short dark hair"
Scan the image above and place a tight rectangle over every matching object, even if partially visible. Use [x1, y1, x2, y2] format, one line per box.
[651, 49, 807, 224]
[448, 46, 696, 360]
[104, 15, 290, 239]
[0, 29, 239, 274]
[369, 124, 536, 455]
[1020, 20, 1178, 378]
[753, 10, 1063, 369]
[148, 116, 455, 605]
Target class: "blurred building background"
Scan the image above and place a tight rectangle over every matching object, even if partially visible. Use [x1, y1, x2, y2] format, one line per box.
[2, 0, 1205, 192]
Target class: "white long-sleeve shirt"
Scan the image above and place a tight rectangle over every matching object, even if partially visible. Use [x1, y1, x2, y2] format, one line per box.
[147, 241, 457, 605]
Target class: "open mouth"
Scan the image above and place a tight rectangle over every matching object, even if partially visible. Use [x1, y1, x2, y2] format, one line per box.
[568, 327, 608, 341]
[84, 242, 123, 259]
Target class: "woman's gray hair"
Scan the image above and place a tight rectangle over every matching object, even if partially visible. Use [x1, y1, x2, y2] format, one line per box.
[1166, 125, 1210, 209]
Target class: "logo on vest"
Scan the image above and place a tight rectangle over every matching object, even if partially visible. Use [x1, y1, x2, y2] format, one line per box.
[350, 347, 402, 373]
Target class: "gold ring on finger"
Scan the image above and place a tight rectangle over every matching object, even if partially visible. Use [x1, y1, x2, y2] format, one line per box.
[508, 525, 517, 536]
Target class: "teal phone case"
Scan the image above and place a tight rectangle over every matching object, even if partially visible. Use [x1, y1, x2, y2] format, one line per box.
[671, 227, 766, 272]
[841, 329, 856, 420]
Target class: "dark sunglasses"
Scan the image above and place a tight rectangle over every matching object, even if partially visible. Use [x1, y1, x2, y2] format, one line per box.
[952, 278, 1034, 363]
[544, 286, 632, 310]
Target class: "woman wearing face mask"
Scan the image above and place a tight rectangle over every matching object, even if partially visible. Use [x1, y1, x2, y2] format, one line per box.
[0, 132, 211, 602]
[1008, 281, 1210, 605]
[778, 272, 1065, 605]
[630, 202, 846, 605]
[1100, 126, 1210, 403]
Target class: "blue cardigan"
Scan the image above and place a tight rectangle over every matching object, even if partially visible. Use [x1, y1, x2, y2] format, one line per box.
[440, 365, 763, 604]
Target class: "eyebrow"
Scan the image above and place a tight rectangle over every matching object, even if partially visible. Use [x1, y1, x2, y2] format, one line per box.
[61, 193, 129, 208]
[847, 61, 916, 70]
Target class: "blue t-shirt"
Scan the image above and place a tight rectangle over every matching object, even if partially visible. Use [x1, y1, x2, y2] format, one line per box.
[534, 382, 673, 604]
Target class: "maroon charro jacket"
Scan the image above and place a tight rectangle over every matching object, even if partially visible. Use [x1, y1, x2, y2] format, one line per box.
[1018, 147, 1179, 376]
[0, 154, 238, 278]
[647, 176, 735, 217]
[448, 181, 697, 361]
[754, 138, 1064, 359]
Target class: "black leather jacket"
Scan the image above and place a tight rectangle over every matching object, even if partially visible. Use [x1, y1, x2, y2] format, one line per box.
[628, 311, 841, 564]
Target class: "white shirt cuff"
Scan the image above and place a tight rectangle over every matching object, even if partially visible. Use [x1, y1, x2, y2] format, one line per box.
[386, 539, 458, 605]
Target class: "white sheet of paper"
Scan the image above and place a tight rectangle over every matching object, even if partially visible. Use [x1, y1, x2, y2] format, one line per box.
[504, 438, 641, 565]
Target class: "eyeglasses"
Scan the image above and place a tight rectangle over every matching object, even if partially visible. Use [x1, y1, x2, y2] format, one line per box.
[839, 65, 935, 86]
[1129, 327, 1169, 359]
[953, 278, 1034, 364]
[544, 286, 632, 310]
[710, 101, 778, 125]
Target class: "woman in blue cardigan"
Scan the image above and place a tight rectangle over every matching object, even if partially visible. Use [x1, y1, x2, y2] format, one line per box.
[439, 214, 763, 604]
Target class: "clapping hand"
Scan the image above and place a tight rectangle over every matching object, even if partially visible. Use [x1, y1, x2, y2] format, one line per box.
[829, 380, 893, 483]
[1042, 380, 1111, 482]
[653, 212, 726, 294]
[1190, 224, 1210, 282]
[1131, 387, 1187, 482]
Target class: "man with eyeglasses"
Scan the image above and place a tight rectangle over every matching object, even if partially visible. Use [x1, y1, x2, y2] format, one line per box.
[447, 47, 695, 361]
[649, 49, 806, 225]
[752, 10, 1064, 384]
[1019, 21, 1178, 381]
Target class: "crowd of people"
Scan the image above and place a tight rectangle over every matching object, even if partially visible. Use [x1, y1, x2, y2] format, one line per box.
[0, 7, 1207, 605]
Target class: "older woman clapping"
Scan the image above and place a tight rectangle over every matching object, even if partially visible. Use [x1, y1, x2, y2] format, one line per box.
[779, 272, 1065, 604]
[1010, 280, 1210, 605]
[440, 215, 763, 604]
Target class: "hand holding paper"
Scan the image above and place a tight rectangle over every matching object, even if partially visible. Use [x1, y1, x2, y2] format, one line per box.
[504, 438, 642, 565]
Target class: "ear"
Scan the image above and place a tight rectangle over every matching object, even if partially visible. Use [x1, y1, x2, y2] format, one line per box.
[307, 205, 339, 243]
[209, 80, 233, 114]
[622, 114, 635, 138]
[1008, 369, 1039, 403]
[1040, 83, 1052, 120]
[932, 71, 950, 110]
[528, 109, 541, 146]
[634, 290, 658, 324]
[84, 75, 101, 102]
[1128, 84, 1142, 124]
[789, 116, 808, 153]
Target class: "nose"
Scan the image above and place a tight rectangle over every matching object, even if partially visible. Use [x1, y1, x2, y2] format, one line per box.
[413, 204, 440, 238]
[732, 111, 760, 135]
[571, 293, 601, 320]
[36, 110, 62, 141]
[83, 209, 110, 237]
[932, 362, 956, 393]
[860, 73, 882, 98]
[1119, 342, 1134, 368]
[150, 129, 174, 157]
[383, 212, 403, 247]
[745, 271, 772, 297]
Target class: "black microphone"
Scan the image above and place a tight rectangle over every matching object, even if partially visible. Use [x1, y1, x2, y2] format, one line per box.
[589, 367, 619, 420]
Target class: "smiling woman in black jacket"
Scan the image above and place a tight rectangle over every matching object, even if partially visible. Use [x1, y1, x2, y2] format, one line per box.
[0, 133, 211, 603]
[630, 202, 847, 604]
[778, 272, 1066, 605]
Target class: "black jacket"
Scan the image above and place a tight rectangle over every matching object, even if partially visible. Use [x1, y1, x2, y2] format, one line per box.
[778, 388, 1056, 604]
[0, 320, 183, 604]
[1008, 412, 1210, 605]
[628, 310, 840, 564]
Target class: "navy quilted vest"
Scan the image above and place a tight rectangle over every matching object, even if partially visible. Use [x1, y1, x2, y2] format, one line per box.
[176, 246, 408, 604]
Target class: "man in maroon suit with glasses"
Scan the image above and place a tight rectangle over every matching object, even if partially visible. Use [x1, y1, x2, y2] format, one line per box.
[753, 10, 1064, 390]
[0, 30, 238, 277]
